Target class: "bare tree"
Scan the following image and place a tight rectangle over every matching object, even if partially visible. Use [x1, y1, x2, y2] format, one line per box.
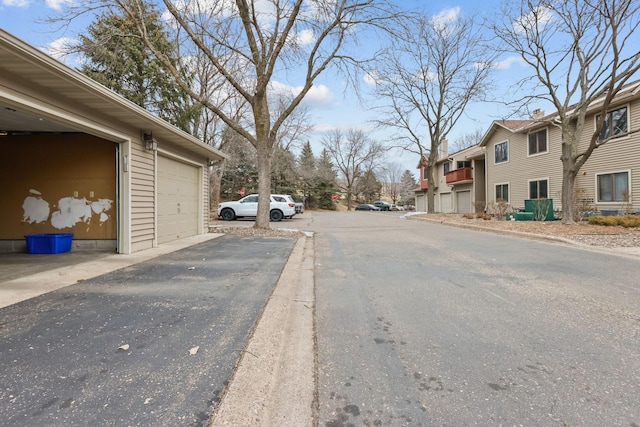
[55, 0, 401, 228]
[321, 129, 387, 210]
[370, 8, 495, 213]
[381, 162, 404, 203]
[494, 0, 640, 224]
[450, 128, 484, 153]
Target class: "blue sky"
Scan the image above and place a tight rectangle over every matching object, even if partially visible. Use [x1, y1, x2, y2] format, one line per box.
[0, 0, 533, 178]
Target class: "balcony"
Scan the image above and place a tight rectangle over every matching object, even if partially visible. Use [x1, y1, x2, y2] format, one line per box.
[445, 167, 473, 185]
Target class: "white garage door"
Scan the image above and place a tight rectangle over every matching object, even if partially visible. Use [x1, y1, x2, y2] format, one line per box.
[416, 193, 426, 212]
[456, 190, 471, 214]
[440, 193, 452, 213]
[158, 156, 199, 244]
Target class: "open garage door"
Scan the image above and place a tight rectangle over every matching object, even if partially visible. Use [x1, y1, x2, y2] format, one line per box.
[157, 156, 199, 244]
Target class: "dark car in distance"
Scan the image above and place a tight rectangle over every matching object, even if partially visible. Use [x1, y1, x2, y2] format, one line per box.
[373, 201, 391, 211]
[355, 204, 381, 211]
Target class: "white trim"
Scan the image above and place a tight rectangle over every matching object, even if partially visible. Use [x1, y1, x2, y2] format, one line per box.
[594, 169, 631, 204]
[0, 87, 131, 143]
[119, 140, 132, 254]
[595, 104, 631, 142]
[156, 150, 206, 244]
[157, 147, 203, 167]
[526, 127, 549, 158]
[494, 181, 510, 203]
[527, 177, 550, 199]
[494, 140, 509, 165]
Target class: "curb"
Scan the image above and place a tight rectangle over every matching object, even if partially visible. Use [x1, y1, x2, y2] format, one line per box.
[210, 234, 315, 426]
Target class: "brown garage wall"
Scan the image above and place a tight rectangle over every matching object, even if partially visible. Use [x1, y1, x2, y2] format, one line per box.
[0, 133, 117, 240]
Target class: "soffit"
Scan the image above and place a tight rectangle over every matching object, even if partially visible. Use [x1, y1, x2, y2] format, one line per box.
[0, 29, 226, 161]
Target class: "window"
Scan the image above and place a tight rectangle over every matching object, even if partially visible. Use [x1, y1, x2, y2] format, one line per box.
[529, 179, 548, 199]
[495, 183, 509, 202]
[457, 160, 471, 169]
[597, 171, 629, 202]
[443, 162, 450, 175]
[598, 106, 628, 141]
[528, 129, 548, 155]
[495, 141, 508, 163]
[423, 167, 428, 180]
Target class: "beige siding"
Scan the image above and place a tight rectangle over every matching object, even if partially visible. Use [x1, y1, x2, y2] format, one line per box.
[485, 126, 563, 210]
[130, 143, 155, 249]
[578, 100, 640, 211]
[473, 160, 486, 212]
[485, 96, 640, 214]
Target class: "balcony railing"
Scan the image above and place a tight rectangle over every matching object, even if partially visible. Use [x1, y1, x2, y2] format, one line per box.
[445, 167, 473, 184]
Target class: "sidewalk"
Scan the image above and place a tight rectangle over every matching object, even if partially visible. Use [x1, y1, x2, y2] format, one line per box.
[0, 233, 223, 309]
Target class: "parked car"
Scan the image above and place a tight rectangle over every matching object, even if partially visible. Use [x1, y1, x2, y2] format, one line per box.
[373, 201, 391, 211]
[355, 204, 381, 211]
[390, 204, 405, 211]
[295, 202, 304, 214]
[217, 194, 296, 221]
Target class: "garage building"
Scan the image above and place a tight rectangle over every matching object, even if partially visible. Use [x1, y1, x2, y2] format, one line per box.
[0, 29, 226, 254]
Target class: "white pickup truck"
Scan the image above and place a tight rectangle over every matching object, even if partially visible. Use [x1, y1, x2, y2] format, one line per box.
[217, 194, 296, 222]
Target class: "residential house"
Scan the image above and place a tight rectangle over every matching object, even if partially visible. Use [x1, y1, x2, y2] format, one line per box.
[415, 139, 486, 213]
[0, 29, 227, 254]
[480, 82, 640, 218]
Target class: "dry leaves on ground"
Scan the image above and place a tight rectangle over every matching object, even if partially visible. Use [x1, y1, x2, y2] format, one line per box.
[210, 226, 302, 238]
[411, 213, 640, 248]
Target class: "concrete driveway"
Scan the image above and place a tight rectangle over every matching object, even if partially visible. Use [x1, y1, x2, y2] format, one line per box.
[0, 232, 308, 426]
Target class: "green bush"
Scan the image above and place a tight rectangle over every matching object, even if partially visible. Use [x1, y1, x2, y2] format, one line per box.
[587, 215, 640, 227]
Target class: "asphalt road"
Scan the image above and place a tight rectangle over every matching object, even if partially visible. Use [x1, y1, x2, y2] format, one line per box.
[0, 235, 297, 427]
[309, 211, 640, 426]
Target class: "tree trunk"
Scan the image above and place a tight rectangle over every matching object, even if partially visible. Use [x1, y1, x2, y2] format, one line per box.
[426, 151, 438, 214]
[560, 141, 577, 225]
[427, 168, 435, 213]
[255, 142, 272, 229]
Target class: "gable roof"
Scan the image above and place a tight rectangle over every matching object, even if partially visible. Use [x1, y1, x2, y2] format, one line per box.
[0, 29, 226, 161]
[479, 80, 640, 147]
[478, 120, 533, 147]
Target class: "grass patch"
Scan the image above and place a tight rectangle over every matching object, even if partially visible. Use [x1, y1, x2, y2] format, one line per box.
[587, 215, 640, 228]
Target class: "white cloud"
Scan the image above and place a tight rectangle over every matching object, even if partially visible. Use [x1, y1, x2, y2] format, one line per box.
[270, 81, 334, 109]
[2, 0, 71, 9]
[364, 71, 379, 86]
[293, 29, 315, 46]
[3, 0, 30, 6]
[415, 67, 437, 83]
[514, 5, 554, 34]
[162, 0, 237, 24]
[311, 122, 340, 134]
[431, 7, 460, 32]
[303, 84, 333, 107]
[495, 56, 525, 70]
[44, 37, 74, 59]
[45, 0, 72, 10]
